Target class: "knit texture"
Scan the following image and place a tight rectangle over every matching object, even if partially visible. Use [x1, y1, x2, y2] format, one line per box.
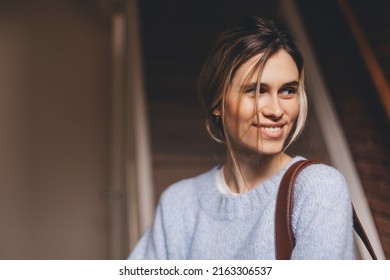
[129, 156, 355, 259]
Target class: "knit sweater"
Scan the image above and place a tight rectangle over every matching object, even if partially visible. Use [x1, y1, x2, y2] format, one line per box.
[129, 156, 355, 259]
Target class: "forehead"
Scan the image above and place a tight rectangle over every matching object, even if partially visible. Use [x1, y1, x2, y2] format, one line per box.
[232, 50, 299, 87]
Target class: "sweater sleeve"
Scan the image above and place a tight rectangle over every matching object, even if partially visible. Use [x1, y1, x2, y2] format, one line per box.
[128, 202, 168, 260]
[290, 164, 355, 260]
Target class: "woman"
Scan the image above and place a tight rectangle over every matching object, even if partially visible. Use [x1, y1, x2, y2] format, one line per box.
[129, 16, 355, 259]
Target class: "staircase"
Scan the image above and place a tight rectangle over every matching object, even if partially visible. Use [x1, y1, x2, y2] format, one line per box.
[295, 0, 390, 259]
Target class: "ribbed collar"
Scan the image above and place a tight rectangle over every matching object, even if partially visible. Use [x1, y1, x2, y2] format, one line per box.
[196, 156, 304, 220]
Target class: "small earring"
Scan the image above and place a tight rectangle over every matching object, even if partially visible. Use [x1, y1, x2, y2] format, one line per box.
[212, 114, 222, 127]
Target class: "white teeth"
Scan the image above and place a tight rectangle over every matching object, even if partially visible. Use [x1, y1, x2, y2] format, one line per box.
[264, 127, 281, 132]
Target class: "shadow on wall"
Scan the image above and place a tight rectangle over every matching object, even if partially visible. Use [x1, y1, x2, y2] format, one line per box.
[0, 0, 111, 259]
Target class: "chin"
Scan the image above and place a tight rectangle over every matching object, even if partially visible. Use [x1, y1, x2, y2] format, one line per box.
[256, 149, 284, 156]
[239, 142, 285, 157]
[229, 135, 287, 157]
[256, 140, 285, 155]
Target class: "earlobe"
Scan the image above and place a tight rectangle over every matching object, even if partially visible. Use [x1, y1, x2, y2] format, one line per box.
[212, 107, 221, 117]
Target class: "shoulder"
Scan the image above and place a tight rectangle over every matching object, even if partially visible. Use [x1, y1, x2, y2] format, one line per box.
[289, 161, 355, 259]
[294, 162, 350, 202]
[153, 166, 219, 233]
[297, 162, 346, 185]
[158, 166, 219, 210]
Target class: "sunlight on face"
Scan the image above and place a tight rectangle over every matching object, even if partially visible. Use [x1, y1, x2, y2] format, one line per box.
[222, 50, 300, 156]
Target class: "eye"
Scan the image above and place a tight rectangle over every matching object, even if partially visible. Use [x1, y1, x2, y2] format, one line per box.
[244, 86, 266, 95]
[280, 87, 297, 96]
[244, 87, 256, 94]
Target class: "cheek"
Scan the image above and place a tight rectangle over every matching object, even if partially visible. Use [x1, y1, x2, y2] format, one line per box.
[225, 97, 254, 121]
[223, 98, 255, 138]
[284, 99, 300, 121]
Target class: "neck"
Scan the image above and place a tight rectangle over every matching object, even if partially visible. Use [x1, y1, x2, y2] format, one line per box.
[223, 152, 292, 194]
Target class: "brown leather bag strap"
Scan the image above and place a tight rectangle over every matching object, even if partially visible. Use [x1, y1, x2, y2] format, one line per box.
[275, 160, 321, 259]
[275, 159, 378, 260]
[352, 206, 378, 259]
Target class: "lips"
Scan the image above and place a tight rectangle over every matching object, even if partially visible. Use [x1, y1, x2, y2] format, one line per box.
[252, 122, 286, 139]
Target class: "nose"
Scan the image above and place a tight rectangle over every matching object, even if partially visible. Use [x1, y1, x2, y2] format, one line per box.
[261, 96, 284, 120]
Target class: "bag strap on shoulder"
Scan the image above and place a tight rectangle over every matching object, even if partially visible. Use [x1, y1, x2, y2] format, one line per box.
[275, 159, 377, 260]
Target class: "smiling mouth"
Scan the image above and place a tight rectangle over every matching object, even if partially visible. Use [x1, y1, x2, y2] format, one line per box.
[252, 122, 286, 139]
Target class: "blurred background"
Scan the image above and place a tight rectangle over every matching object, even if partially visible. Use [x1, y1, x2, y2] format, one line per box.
[0, 0, 388, 259]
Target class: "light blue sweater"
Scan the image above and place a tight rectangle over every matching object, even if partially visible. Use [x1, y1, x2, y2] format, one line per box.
[129, 156, 355, 259]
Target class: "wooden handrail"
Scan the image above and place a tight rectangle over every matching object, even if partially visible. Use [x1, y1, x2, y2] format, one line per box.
[337, 0, 390, 122]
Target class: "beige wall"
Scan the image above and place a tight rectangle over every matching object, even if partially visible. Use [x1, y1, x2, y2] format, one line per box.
[0, 0, 111, 259]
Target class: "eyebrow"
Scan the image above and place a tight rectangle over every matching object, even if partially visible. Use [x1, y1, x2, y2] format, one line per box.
[240, 80, 299, 91]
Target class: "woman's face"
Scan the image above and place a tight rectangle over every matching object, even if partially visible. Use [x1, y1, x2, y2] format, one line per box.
[220, 50, 300, 156]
